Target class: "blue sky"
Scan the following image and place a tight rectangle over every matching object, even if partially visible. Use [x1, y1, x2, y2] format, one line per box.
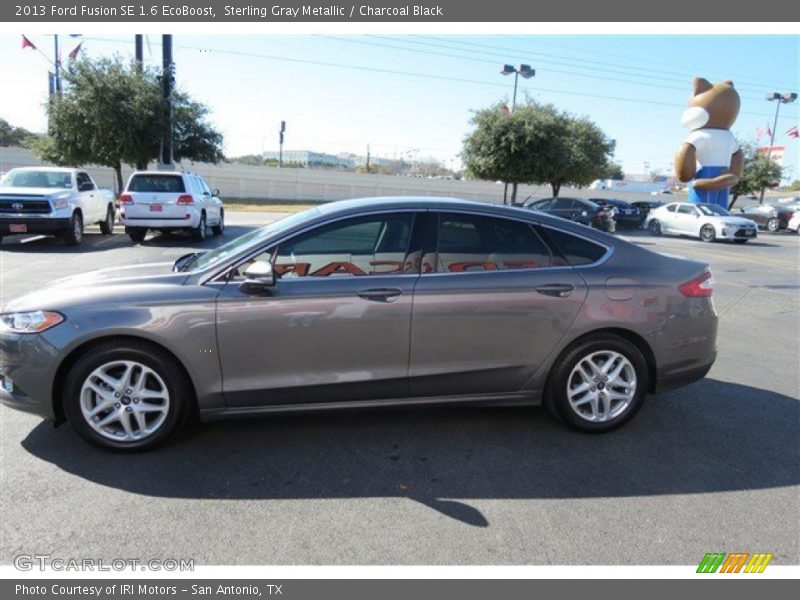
[1, 34, 798, 179]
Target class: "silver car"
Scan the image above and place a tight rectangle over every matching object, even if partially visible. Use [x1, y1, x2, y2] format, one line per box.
[0, 197, 718, 451]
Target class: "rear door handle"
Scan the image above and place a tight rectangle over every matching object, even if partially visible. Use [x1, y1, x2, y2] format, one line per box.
[357, 287, 403, 302]
[535, 283, 575, 298]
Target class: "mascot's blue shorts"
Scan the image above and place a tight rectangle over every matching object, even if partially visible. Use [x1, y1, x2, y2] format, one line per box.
[689, 166, 729, 208]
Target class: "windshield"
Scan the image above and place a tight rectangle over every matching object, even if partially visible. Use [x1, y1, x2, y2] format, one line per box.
[1, 170, 72, 189]
[697, 204, 729, 216]
[188, 208, 321, 272]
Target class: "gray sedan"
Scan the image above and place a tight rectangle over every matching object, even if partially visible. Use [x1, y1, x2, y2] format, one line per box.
[0, 197, 718, 450]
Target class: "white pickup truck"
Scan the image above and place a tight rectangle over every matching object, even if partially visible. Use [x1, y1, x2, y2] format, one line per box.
[0, 167, 116, 246]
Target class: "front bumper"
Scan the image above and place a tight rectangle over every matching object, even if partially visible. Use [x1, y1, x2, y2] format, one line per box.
[717, 225, 757, 240]
[0, 217, 71, 235]
[0, 332, 58, 420]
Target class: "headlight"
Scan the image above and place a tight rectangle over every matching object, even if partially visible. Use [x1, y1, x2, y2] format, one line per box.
[51, 196, 70, 210]
[0, 311, 64, 334]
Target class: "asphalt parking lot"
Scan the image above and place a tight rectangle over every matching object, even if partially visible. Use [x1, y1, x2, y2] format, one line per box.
[1, 211, 798, 566]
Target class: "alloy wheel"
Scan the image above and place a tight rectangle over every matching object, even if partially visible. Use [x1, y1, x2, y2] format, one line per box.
[79, 360, 170, 442]
[566, 350, 637, 422]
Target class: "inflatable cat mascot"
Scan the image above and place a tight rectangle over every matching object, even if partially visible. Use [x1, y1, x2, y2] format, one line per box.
[675, 77, 743, 208]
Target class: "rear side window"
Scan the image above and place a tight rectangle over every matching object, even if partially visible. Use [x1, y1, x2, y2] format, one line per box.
[434, 213, 552, 273]
[540, 227, 607, 266]
[553, 198, 575, 210]
[127, 174, 185, 193]
[666, 204, 677, 212]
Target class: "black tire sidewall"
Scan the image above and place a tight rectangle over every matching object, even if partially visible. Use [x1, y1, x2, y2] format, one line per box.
[100, 205, 115, 235]
[126, 227, 146, 243]
[700, 225, 715, 242]
[649, 220, 661, 235]
[194, 213, 207, 241]
[63, 212, 83, 245]
[766, 218, 778, 232]
[546, 335, 649, 433]
[63, 343, 190, 451]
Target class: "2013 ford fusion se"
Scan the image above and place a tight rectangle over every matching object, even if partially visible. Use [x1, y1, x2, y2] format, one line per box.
[0, 197, 718, 450]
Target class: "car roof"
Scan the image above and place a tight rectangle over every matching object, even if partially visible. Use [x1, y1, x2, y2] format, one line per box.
[10, 166, 77, 173]
[130, 171, 188, 177]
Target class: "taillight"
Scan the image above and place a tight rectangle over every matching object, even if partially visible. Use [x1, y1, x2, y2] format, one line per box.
[177, 195, 194, 205]
[119, 194, 133, 204]
[679, 270, 714, 297]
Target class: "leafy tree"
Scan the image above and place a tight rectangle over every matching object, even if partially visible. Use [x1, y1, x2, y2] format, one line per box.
[0, 118, 39, 147]
[462, 101, 615, 202]
[30, 56, 223, 192]
[602, 162, 624, 180]
[787, 180, 800, 192]
[729, 142, 783, 209]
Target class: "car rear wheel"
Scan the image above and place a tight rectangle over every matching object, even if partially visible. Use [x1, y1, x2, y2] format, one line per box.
[61, 212, 83, 246]
[99, 205, 115, 235]
[766, 217, 779, 232]
[63, 341, 192, 451]
[700, 224, 716, 243]
[545, 334, 648, 432]
[648, 219, 662, 236]
[734, 239, 748, 244]
[211, 210, 224, 236]
[192, 213, 207, 242]
[126, 227, 147, 243]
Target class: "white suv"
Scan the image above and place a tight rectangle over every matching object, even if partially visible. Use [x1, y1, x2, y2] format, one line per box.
[120, 171, 224, 243]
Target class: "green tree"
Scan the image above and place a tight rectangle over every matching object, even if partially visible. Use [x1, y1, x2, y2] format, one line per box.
[602, 162, 625, 180]
[30, 56, 223, 192]
[462, 101, 614, 202]
[0, 118, 39, 147]
[729, 143, 783, 209]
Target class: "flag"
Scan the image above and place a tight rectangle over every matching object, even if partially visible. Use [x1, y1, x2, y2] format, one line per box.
[766, 124, 773, 138]
[787, 126, 799, 139]
[755, 127, 763, 139]
[68, 42, 82, 61]
[21, 35, 36, 50]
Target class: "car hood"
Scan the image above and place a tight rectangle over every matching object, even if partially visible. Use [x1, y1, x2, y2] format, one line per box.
[0, 186, 70, 197]
[3, 262, 191, 312]
[714, 215, 757, 226]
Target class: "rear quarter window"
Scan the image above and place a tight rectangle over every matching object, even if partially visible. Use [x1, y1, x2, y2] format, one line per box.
[127, 174, 186, 193]
[540, 227, 607, 266]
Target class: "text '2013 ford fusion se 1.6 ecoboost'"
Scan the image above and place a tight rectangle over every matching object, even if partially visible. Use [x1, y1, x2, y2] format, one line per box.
[0, 197, 718, 451]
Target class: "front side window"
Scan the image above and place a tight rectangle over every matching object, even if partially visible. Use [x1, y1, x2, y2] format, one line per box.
[76, 172, 94, 190]
[678, 204, 698, 215]
[553, 198, 575, 210]
[273, 214, 415, 278]
[433, 213, 552, 273]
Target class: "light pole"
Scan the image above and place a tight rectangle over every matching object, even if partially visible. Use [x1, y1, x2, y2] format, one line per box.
[500, 64, 535, 204]
[761, 92, 798, 203]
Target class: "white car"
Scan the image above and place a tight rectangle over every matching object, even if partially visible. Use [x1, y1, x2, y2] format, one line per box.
[645, 201, 758, 244]
[119, 171, 224, 243]
[0, 167, 115, 246]
[788, 210, 800, 234]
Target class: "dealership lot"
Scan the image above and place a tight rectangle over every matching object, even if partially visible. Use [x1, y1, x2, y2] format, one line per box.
[1, 211, 798, 565]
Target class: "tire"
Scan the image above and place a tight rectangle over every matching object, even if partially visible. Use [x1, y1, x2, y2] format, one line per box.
[62, 340, 193, 452]
[648, 219, 662, 236]
[765, 217, 779, 233]
[700, 224, 716, 243]
[734, 239, 748, 244]
[126, 227, 147, 243]
[211, 210, 225, 236]
[61, 212, 84, 246]
[192, 212, 207, 242]
[545, 334, 649, 433]
[99, 205, 115, 235]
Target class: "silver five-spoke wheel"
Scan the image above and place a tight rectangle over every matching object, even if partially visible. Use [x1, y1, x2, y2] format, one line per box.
[566, 350, 637, 422]
[79, 360, 170, 442]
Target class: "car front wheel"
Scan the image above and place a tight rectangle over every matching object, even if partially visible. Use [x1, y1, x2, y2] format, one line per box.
[63, 341, 192, 451]
[100, 205, 115, 235]
[546, 334, 648, 432]
[766, 217, 779, 232]
[648, 219, 662, 235]
[61, 212, 84, 246]
[211, 210, 224, 236]
[700, 224, 716, 243]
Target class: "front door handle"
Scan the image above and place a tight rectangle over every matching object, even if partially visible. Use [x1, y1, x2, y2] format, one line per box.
[357, 287, 403, 302]
[535, 283, 575, 298]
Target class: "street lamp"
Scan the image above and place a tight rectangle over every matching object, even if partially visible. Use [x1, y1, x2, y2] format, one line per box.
[499, 64, 535, 204]
[500, 64, 535, 111]
[760, 92, 798, 202]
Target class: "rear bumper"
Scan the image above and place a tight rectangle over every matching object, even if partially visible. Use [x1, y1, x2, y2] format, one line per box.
[121, 214, 200, 229]
[0, 217, 70, 235]
[654, 355, 715, 393]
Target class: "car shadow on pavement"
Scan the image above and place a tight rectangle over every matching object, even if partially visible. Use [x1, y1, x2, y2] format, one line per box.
[20, 378, 799, 527]
[0, 225, 255, 253]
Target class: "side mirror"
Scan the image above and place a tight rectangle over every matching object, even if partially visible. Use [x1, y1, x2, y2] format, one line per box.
[239, 261, 274, 294]
[213, 188, 220, 197]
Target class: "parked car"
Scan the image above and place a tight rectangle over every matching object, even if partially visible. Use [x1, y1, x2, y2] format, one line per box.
[788, 210, 800, 234]
[736, 203, 795, 232]
[645, 202, 758, 243]
[630, 200, 666, 228]
[0, 167, 115, 246]
[0, 197, 719, 450]
[650, 189, 673, 195]
[524, 197, 615, 232]
[120, 171, 224, 243]
[590, 198, 641, 228]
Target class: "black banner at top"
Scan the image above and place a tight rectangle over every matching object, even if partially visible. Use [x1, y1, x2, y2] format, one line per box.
[4, 0, 800, 22]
